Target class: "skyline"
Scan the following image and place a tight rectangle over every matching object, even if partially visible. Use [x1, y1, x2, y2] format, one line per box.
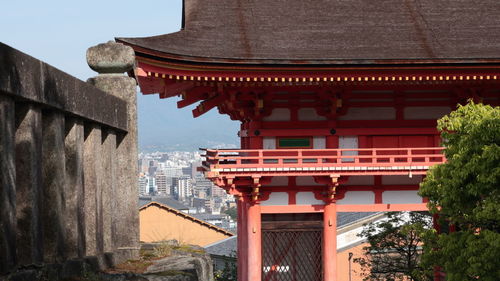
[1, 0, 239, 151]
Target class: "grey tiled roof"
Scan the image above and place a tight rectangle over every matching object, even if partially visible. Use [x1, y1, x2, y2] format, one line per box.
[117, 0, 500, 65]
[337, 212, 376, 228]
[138, 196, 189, 211]
[205, 236, 237, 257]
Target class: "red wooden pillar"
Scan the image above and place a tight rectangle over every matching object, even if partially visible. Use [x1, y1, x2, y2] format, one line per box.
[323, 201, 337, 281]
[246, 200, 262, 281]
[237, 196, 244, 281]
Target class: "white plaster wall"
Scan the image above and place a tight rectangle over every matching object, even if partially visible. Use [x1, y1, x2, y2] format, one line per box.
[268, 176, 288, 186]
[296, 192, 324, 205]
[404, 106, 451, 120]
[296, 176, 322, 186]
[337, 191, 375, 205]
[337, 227, 365, 250]
[313, 136, 326, 149]
[263, 137, 276, 149]
[339, 107, 396, 120]
[263, 108, 291, 121]
[260, 192, 289, 206]
[339, 136, 358, 162]
[298, 108, 327, 121]
[381, 175, 423, 185]
[344, 176, 375, 186]
[382, 190, 422, 204]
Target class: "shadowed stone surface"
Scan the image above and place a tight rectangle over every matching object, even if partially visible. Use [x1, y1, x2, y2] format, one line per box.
[0, 96, 16, 274]
[41, 112, 66, 263]
[14, 104, 43, 265]
[83, 124, 101, 257]
[64, 118, 85, 259]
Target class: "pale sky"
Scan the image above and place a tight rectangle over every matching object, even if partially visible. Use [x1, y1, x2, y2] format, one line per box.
[1, 0, 239, 151]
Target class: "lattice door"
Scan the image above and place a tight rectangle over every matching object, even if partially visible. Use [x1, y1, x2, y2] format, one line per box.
[262, 229, 322, 281]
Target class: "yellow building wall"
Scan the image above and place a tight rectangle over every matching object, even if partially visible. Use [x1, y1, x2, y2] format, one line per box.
[337, 243, 368, 281]
[140, 205, 232, 246]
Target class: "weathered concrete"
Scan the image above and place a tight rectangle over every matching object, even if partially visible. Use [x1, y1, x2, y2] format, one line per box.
[144, 254, 214, 281]
[0, 43, 128, 132]
[83, 124, 102, 257]
[87, 41, 135, 74]
[0, 44, 136, 279]
[41, 111, 67, 263]
[87, 41, 140, 264]
[64, 118, 85, 259]
[14, 104, 43, 265]
[0, 95, 17, 274]
[101, 130, 117, 254]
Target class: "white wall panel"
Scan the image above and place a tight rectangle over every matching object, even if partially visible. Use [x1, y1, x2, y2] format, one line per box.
[263, 137, 276, 149]
[298, 108, 327, 121]
[268, 176, 288, 186]
[296, 176, 322, 186]
[260, 192, 289, 206]
[296, 192, 324, 205]
[383, 190, 422, 204]
[337, 191, 375, 205]
[313, 136, 326, 149]
[263, 108, 291, 121]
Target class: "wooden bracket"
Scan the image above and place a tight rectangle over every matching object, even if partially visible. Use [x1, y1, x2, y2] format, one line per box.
[251, 176, 261, 202]
[325, 174, 341, 203]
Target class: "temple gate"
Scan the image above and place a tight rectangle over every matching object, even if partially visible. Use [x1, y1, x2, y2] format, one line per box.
[118, 1, 500, 280]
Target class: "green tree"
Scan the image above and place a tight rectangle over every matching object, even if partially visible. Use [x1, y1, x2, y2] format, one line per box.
[223, 206, 237, 220]
[354, 212, 433, 281]
[419, 101, 500, 281]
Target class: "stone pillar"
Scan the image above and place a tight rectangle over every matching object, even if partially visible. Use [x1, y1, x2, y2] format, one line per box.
[15, 104, 43, 265]
[83, 124, 102, 257]
[65, 118, 84, 258]
[323, 202, 337, 281]
[87, 41, 139, 263]
[0, 95, 17, 273]
[101, 130, 116, 256]
[41, 111, 67, 263]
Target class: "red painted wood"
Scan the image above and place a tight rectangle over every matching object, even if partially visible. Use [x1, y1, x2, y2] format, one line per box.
[323, 202, 337, 281]
[246, 202, 262, 281]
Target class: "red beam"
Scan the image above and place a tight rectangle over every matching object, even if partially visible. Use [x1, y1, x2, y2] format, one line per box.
[160, 81, 195, 99]
[259, 203, 428, 213]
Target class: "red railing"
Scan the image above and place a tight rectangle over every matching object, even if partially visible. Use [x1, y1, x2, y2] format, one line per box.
[202, 147, 445, 174]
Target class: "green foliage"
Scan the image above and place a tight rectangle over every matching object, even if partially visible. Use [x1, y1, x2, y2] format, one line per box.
[152, 241, 174, 257]
[354, 212, 433, 281]
[419, 101, 500, 280]
[214, 259, 237, 281]
[223, 207, 237, 220]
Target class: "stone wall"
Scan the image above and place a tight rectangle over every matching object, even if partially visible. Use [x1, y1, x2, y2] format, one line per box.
[0, 42, 139, 279]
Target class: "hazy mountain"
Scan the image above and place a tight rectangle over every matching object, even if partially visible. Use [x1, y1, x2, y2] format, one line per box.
[138, 93, 240, 152]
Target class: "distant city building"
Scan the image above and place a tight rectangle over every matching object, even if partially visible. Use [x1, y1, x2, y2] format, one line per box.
[148, 176, 156, 194]
[211, 183, 227, 199]
[138, 174, 149, 195]
[173, 175, 193, 200]
[155, 172, 170, 196]
[163, 167, 183, 178]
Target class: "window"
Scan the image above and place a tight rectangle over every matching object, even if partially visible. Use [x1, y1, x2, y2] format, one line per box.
[277, 137, 312, 149]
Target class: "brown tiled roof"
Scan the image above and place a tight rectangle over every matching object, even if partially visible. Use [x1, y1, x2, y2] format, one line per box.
[117, 0, 500, 66]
